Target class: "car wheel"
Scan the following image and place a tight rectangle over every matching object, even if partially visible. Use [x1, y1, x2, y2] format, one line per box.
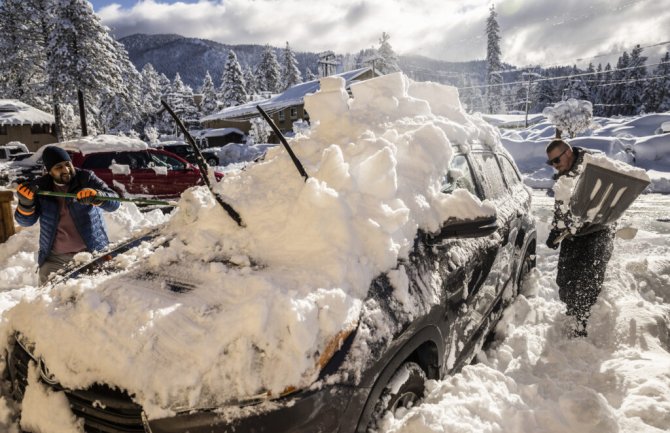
[367, 362, 426, 431]
[516, 242, 536, 290]
[206, 157, 218, 166]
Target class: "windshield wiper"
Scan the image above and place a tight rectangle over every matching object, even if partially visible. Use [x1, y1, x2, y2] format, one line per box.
[161, 99, 245, 227]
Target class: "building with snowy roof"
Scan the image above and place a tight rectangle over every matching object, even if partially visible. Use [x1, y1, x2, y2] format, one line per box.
[0, 100, 57, 151]
[200, 67, 379, 138]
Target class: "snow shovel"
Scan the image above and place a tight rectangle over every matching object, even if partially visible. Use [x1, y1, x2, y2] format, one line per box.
[569, 163, 650, 227]
[552, 162, 650, 246]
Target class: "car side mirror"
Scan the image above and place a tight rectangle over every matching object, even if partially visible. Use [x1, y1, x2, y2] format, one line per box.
[436, 213, 498, 239]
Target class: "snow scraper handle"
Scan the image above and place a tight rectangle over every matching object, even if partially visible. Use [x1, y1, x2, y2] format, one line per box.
[9, 189, 176, 206]
[255, 105, 309, 181]
[160, 99, 245, 227]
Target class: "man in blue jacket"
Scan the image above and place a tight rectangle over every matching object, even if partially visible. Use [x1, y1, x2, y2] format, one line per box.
[14, 146, 120, 284]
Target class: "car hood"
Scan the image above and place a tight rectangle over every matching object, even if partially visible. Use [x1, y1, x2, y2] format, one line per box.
[3, 72, 498, 419]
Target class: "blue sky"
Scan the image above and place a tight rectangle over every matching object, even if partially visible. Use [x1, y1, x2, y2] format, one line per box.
[91, 0, 670, 68]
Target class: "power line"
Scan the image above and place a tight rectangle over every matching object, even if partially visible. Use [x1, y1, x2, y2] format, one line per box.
[458, 60, 668, 90]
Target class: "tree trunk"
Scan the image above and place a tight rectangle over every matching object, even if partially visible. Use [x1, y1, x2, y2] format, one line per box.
[78, 89, 88, 136]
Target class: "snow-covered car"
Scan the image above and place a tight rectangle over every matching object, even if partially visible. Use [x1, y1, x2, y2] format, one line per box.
[1, 74, 536, 433]
[201, 142, 277, 167]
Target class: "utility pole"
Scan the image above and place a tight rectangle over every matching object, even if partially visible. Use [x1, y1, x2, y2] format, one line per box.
[522, 71, 541, 127]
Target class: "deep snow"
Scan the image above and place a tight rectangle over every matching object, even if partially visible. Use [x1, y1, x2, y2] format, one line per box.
[0, 76, 667, 432]
[377, 191, 670, 433]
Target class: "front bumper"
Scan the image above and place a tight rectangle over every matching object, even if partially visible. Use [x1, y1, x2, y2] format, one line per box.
[148, 385, 357, 433]
[5, 335, 363, 433]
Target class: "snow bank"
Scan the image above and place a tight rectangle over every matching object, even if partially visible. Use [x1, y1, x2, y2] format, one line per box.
[497, 112, 670, 192]
[1, 73, 497, 418]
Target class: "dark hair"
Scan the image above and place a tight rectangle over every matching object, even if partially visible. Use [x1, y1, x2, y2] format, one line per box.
[545, 139, 571, 154]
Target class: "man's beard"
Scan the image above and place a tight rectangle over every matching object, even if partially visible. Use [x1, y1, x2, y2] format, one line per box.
[55, 172, 71, 185]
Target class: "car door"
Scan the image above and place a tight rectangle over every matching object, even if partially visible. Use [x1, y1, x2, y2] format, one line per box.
[465, 151, 516, 321]
[414, 152, 499, 373]
[147, 150, 201, 198]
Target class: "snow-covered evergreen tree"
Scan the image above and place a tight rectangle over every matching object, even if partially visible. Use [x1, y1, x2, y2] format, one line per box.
[199, 71, 219, 115]
[533, 76, 556, 113]
[281, 42, 302, 90]
[243, 66, 259, 97]
[98, 38, 144, 133]
[47, 0, 127, 135]
[305, 67, 317, 82]
[377, 32, 400, 74]
[642, 52, 670, 113]
[564, 67, 590, 101]
[164, 73, 198, 133]
[257, 44, 281, 93]
[140, 63, 162, 116]
[604, 52, 630, 116]
[220, 50, 248, 107]
[485, 5, 505, 114]
[622, 45, 647, 115]
[0, 0, 50, 110]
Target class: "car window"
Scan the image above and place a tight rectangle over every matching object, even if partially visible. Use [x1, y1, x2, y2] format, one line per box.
[470, 152, 507, 199]
[82, 153, 120, 169]
[441, 155, 477, 195]
[498, 155, 522, 186]
[149, 152, 185, 170]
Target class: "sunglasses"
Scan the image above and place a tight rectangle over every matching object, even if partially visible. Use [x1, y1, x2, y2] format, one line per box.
[546, 148, 568, 166]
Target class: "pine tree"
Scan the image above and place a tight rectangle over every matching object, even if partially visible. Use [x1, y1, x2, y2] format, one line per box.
[485, 5, 505, 113]
[605, 52, 630, 116]
[243, 66, 258, 97]
[199, 71, 219, 115]
[257, 44, 281, 93]
[533, 76, 556, 113]
[140, 63, 162, 116]
[47, 0, 129, 136]
[281, 42, 302, 90]
[564, 67, 590, 100]
[305, 67, 317, 82]
[0, 0, 49, 110]
[98, 38, 144, 133]
[623, 45, 647, 114]
[164, 73, 198, 133]
[643, 52, 670, 113]
[377, 32, 400, 74]
[220, 50, 248, 107]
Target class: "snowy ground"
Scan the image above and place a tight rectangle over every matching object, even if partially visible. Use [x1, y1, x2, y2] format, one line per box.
[499, 112, 670, 193]
[377, 190, 670, 433]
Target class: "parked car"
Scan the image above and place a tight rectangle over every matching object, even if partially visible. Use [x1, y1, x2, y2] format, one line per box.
[3, 140, 536, 433]
[0, 142, 30, 162]
[202, 142, 277, 167]
[154, 141, 197, 165]
[6, 135, 220, 199]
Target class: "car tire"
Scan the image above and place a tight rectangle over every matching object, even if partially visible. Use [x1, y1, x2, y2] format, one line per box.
[206, 157, 218, 166]
[516, 242, 536, 291]
[366, 362, 426, 431]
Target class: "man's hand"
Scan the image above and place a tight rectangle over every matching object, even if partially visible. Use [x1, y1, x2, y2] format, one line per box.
[76, 188, 103, 206]
[545, 229, 561, 250]
[16, 183, 38, 215]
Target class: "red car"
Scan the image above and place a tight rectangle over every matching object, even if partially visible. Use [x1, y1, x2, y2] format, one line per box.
[69, 149, 209, 199]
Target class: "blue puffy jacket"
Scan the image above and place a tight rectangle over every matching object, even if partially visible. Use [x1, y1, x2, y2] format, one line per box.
[14, 169, 120, 266]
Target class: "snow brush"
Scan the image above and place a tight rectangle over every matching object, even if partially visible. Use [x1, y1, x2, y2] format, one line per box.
[7, 188, 177, 207]
[160, 99, 245, 227]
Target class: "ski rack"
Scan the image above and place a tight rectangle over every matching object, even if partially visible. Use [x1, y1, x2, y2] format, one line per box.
[160, 100, 244, 227]
[255, 105, 309, 181]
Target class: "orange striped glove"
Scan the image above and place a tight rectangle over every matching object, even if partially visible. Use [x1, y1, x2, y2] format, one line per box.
[76, 188, 102, 206]
[16, 183, 37, 215]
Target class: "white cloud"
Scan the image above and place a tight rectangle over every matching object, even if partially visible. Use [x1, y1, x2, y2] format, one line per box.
[98, 0, 670, 67]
